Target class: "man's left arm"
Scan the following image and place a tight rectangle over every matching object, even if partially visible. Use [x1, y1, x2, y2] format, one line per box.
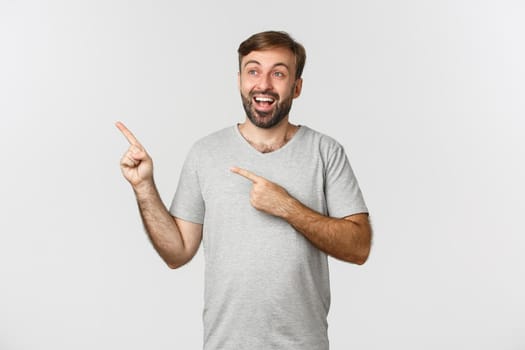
[231, 167, 372, 265]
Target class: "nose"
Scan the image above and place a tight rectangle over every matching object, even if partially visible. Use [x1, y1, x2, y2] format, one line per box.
[256, 73, 273, 91]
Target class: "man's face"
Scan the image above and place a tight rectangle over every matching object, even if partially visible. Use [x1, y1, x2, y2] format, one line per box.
[238, 47, 303, 129]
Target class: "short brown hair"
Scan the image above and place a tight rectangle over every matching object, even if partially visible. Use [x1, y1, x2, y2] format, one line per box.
[237, 31, 306, 80]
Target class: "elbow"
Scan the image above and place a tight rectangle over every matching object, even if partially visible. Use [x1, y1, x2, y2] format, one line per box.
[353, 252, 369, 265]
[355, 242, 372, 265]
[166, 259, 188, 269]
[167, 262, 182, 269]
[345, 241, 371, 266]
[354, 226, 372, 265]
[165, 253, 192, 270]
[338, 248, 370, 265]
[341, 215, 372, 265]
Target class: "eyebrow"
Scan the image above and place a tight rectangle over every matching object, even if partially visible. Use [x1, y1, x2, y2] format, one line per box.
[243, 60, 290, 71]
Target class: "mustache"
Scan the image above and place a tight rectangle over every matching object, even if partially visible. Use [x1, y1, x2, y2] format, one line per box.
[249, 90, 279, 100]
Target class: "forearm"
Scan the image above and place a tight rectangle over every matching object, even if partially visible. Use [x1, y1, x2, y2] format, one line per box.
[133, 180, 187, 268]
[282, 198, 371, 265]
[229, 166, 371, 264]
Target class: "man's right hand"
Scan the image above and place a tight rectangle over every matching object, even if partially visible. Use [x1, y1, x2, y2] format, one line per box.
[116, 121, 154, 189]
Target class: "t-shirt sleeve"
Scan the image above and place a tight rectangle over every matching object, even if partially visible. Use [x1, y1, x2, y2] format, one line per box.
[169, 145, 205, 224]
[324, 143, 368, 218]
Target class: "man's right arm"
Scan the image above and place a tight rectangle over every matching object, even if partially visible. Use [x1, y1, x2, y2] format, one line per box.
[116, 121, 202, 269]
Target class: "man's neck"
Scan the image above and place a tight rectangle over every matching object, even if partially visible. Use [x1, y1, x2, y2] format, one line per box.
[238, 118, 299, 153]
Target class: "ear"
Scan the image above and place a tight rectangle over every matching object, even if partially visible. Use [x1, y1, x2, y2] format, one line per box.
[293, 78, 303, 99]
[237, 71, 241, 90]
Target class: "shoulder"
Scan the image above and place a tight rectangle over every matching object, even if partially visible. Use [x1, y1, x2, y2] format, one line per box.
[188, 126, 236, 154]
[299, 125, 346, 155]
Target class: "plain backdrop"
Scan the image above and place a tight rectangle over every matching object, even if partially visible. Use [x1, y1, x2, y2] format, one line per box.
[1, 1, 524, 349]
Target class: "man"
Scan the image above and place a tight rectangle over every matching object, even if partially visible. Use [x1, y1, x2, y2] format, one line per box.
[117, 30, 371, 350]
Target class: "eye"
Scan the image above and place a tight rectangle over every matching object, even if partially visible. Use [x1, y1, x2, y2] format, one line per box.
[247, 69, 258, 76]
[273, 71, 285, 78]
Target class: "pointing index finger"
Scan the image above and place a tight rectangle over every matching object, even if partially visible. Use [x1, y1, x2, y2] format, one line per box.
[230, 167, 261, 183]
[115, 121, 141, 146]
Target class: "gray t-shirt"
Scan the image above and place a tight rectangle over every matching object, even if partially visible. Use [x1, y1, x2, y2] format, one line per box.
[170, 125, 368, 350]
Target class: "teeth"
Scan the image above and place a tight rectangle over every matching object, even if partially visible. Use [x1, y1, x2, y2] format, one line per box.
[255, 97, 274, 102]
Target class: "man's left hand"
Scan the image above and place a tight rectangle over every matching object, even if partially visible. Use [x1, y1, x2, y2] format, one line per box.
[230, 167, 295, 218]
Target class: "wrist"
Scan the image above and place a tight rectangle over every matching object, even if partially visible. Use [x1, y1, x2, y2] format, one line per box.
[280, 196, 302, 221]
[132, 178, 156, 196]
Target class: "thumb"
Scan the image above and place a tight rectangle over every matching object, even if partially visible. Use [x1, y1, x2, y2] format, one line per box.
[130, 148, 148, 161]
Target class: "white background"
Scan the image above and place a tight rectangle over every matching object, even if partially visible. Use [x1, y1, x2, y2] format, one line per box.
[1, 1, 524, 349]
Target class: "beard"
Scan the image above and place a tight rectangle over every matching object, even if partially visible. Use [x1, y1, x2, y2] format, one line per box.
[241, 88, 295, 129]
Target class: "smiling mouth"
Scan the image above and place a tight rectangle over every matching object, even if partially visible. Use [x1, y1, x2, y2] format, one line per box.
[253, 95, 277, 111]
